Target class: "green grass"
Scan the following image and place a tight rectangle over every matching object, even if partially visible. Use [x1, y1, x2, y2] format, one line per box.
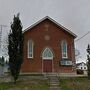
[1, 77, 90, 90]
[60, 77, 90, 90]
[0, 79, 49, 90]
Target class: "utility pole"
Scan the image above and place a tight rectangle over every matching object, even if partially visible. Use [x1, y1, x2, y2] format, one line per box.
[0, 25, 7, 56]
[86, 44, 90, 79]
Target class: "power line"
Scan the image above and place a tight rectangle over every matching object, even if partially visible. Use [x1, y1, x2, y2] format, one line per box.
[75, 31, 90, 42]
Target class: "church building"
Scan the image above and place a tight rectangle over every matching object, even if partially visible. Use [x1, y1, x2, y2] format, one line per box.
[21, 16, 77, 74]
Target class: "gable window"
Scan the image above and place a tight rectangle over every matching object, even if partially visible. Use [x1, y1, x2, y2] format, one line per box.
[28, 40, 33, 58]
[61, 40, 68, 58]
[42, 48, 53, 59]
[84, 67, 86, 70]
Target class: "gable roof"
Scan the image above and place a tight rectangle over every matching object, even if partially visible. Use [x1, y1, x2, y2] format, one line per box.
[76, 62, 87, 66]
[23, 16, 77, 38]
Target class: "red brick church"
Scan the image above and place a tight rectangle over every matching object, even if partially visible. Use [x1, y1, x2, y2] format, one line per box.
[21, 16, 77, 74]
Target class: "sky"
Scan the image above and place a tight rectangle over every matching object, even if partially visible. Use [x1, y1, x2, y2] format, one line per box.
[0, 0, 90, 63]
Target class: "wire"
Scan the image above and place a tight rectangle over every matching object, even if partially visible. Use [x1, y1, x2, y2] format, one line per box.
[75, 31, 90, 42]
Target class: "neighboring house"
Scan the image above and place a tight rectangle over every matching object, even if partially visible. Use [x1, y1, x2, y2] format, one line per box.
[76, 62, 87, 75]
[4, 61, 9, 73]
[21, 16, 77, 74]
[76, 62, 87, 70]
[0, 58, 9, 76]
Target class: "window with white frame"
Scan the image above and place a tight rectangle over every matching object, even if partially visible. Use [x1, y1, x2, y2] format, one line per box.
[28, 40, 33, 58]
[61, 40, 68, 58]
[42, 48, 53, 59]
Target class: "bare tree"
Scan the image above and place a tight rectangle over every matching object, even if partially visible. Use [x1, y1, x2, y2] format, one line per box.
[2, 32, 9, 57]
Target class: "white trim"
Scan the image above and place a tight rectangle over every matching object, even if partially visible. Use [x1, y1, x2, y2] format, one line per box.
[28, 40, 34, 58]
[52, 58, 54, 73]
[42, 58, 43, 73]
[42, 47, 54, 73]
[23, 16, 77, 38]
[43, 57, 53, 60]
[42, 59, 53, 73]
[61, 40, 68, 58]
[42, 47, 54, 60]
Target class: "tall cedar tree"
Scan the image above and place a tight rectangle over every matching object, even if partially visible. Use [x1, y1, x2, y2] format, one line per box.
[87, 44, 90, 79]
[8, 13, 23, 82]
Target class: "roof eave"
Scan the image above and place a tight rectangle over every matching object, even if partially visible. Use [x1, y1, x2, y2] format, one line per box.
[23, 16, 77, 38]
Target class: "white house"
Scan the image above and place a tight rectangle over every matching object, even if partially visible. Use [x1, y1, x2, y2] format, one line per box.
[0, 61, 9, 76]
[76, 62, 87, 75]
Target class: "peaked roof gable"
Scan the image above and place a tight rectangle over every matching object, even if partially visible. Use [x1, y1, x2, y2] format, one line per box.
[24, 16, 77, 38]
[76, 62, 87, 66]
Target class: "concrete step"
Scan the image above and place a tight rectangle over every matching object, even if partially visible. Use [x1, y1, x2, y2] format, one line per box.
[50, 81, 59, 83]
[50, 82, 59, 84]
[48, 77, 57, 79]
[50, 86, 60, 90]
[46, 73, 60, 90]
[45, 73, 59, 77]
[50, 80, 59, 82]
[49, 77, 59, 79]
[50, 79, 59, 82]
[50, 79, 59, 81]
[50, 86, 59, 88]
[50, 84, 59, 86]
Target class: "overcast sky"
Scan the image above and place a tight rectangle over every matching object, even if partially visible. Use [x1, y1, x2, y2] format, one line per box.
[0, 0, 90, 62]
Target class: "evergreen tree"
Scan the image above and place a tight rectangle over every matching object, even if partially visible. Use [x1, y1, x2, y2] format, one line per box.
[87, 44, 90, 79]
[8, 13, 23, 83]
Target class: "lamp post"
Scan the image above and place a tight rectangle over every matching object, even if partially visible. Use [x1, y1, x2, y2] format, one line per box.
[86, 44, 90, 78]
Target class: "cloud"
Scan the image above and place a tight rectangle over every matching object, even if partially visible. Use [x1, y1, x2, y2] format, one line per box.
[0, 0, 90, 61]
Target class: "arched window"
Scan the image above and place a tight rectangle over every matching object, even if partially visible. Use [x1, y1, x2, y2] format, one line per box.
[28, 40, 33, 58]
[42, 48, 53, 59]
[61, 40, 68, 58]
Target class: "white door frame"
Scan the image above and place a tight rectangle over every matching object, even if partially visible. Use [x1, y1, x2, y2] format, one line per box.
[41, 47, 54, 73]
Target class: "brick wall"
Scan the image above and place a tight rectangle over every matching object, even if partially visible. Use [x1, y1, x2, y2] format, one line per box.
[21, 19, 75, 73]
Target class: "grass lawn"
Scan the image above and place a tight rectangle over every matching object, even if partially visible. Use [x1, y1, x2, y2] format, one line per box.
[60, 77, 90, 90]
[0, 76, 90, 90]
[0, 79, 49, 90]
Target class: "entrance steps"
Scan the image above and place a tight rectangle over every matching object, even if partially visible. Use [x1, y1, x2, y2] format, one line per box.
[45, 73, 60, 90]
